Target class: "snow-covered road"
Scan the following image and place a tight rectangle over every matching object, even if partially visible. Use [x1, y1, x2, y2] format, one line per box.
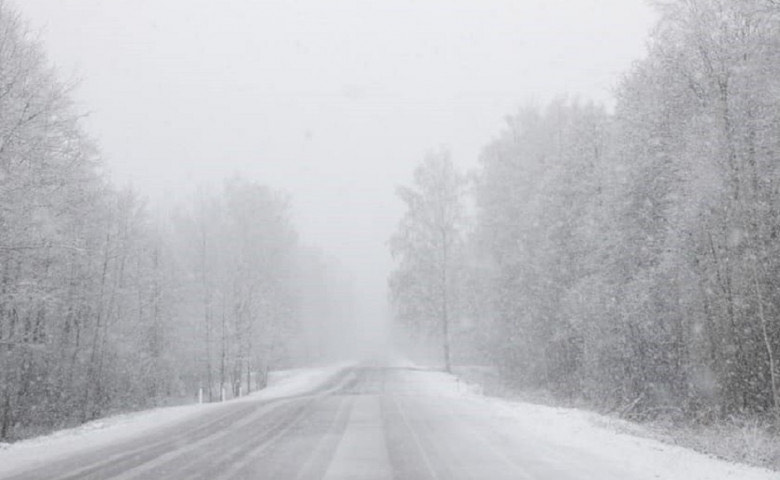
[0, 364, 776, 479]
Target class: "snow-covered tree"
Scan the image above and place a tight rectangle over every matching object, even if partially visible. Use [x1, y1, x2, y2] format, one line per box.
[389, 150, 467, 372]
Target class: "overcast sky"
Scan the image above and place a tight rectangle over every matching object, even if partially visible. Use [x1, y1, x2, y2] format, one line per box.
[18, 0, 656, 331]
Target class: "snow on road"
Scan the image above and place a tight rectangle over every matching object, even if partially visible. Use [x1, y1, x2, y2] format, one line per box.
[1, 361, 777, 480]
[0, 363, 350, 478]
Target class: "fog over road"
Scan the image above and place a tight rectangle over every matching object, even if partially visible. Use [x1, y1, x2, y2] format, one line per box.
[4, 364, 702, 480]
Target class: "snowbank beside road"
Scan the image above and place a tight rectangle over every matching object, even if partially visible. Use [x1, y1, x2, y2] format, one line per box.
[421, 367, 778, 480]
[480, 395, 776, 480]
[0, 363, 350, 478]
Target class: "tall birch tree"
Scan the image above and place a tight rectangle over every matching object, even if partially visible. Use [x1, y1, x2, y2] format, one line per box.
[389, 150, 466, 372]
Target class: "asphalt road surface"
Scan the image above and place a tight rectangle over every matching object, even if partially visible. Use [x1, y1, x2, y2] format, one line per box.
[5, 365, 640, 480]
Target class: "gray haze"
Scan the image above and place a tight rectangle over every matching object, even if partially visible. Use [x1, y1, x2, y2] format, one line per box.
[18, 0, 655, 338]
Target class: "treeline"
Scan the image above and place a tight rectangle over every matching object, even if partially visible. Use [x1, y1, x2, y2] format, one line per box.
[392, 0, 780, 422]
[0, 2, 346, 440]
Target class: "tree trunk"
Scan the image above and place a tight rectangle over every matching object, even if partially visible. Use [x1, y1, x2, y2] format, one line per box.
[441, 229, 451, 373]
[200, 221, 213, 402]
[752, 262, 779, 419]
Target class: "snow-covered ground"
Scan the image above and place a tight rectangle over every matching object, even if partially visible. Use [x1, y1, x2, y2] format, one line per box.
[419, 368, 778, 480]
[0, 363, 350, 478]
[1, 361, 776, 480]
